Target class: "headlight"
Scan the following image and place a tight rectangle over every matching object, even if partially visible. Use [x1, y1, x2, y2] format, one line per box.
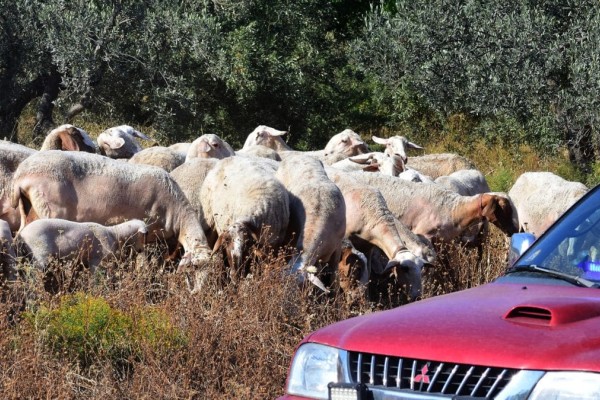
[528, 371, 600, 399]
[287, 343, 350, 399]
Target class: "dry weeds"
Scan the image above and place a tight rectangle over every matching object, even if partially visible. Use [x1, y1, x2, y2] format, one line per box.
[0, 227, 510, 399]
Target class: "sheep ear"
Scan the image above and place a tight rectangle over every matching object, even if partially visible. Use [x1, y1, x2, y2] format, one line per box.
[407, 141, 424, 150]
[59, 130, 80, 151]
[103, 136, 126, 149]
[349, 153, 373, 164]
[196, 140, 212, 153]
[264, 127, 287, 137]
[212, 232, 228, 255]
[131, 129, 153, 141]
[362, 163, 380, 172]
[242, 221, 260, 242]
[372, 135, 388, 145]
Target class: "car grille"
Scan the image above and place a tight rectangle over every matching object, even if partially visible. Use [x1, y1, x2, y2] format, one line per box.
[348, 352, 517, 398]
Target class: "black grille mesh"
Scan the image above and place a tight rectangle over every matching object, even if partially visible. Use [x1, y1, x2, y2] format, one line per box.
[349, 352, 516, 398]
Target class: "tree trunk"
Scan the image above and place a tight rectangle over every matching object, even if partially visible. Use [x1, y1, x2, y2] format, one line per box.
[0, 75, 45, 142]
[565, 124, 595, 174]
[33, 68, 62, 138]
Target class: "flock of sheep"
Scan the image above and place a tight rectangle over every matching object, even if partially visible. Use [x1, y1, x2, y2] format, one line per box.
[0, 123, 590, 300]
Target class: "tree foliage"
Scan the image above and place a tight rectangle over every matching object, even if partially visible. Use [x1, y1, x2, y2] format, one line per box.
[353, 0, 600, 170]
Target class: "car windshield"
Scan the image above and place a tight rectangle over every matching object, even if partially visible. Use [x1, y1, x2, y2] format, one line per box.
[512, 184, 600, 284]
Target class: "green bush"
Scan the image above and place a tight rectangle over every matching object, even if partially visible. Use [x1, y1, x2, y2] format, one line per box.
[25, 293, 187, 369]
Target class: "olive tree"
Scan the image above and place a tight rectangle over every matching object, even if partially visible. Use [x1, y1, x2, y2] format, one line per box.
[354, 0, 600, 171]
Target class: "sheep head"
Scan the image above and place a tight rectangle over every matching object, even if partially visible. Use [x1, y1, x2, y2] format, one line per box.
[242, 125, 289, 151]
[212, 221, 260, 282]
[384, 249, 425, 301]
[372, 135, 423, 163]
[324, 129, 368, 157]
[42, 124, 97, 153]
[187, 134, 235, 161]
[481, 193, 520, 236]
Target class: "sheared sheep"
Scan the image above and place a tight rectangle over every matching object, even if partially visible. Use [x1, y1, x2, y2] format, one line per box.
[15, 218, 147, 273]
[0, 141, 37, 232]
[97, 125, 154, 159]
[347, 171, 519, 242]
[40, 124, 97, 153]
[235, 144, 282, 161]
[508, 171, 588, 236]
[169, 158, 219, 236]
[11, 151, 212, 269]
[200, 156, 290, 284]
[326, 168, 433, 300]
[406, 153, 476, 179]
[275, 153, 346, 292]
[169, 142, 192, 156]
[373, 135, 424, 163]
[186, 133, 235, 161]
[129, 146, 186, 172]
[0, 220, 16, 281]
[435, 169, 493, 245]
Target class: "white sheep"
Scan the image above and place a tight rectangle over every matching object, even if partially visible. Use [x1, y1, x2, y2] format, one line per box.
[235, 144, 282, 161]
[97, 125, 154, 159]
[241, 125, 369, 163]
[326, 168, 433, 300]
[434, 169, 491, 196]
[372, 135, 424, 163]
[11, 151, 212, 270]
[508, 171, 588, 236]
[0, 141, 37, 232]
[435, 169, 493, 246]
[169, 142, 192, 156]
[275, 153, 346, 292]
[15, 218, 147, 273]
[0, 220, 16, 281]
[405, 153, 476, 179]
[40, 124, 97, 153]
[185, 133, 236, 161]
[330, 152, 405, 176]
[397, 167, 435, 183]
[347, 171, 519, 242]
[200, 156, 290, 283]
[129, 146, 186, 172]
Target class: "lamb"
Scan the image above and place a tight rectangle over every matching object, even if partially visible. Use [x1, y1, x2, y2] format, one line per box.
[15, 218, 147, 273]
[275, 153, 346, 292]
[11, 151, 212, 269]
[0, 220, 16, 281]
[185, 133, 236, 161]
[0, 141, 37, 232]
[346, 171, 519, 242]
[200, 156, 290, 283]
[372, 135, 424, 163]
[97, 125, 154, 159]
[405, 153, 476, 179]
[40, 124, 97, 153]
[326, 168, 434, 300]
[129, 146, 186, 172]
[508, 171, 588, 236]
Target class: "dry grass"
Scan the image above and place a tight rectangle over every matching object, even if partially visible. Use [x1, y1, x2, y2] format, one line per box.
[0, 227, 511, 400]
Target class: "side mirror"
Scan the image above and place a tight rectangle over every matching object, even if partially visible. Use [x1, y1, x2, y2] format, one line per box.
[508, 233, 536, 267]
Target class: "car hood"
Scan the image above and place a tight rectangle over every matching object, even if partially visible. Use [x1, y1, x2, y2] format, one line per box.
[308, 281, 600, 371]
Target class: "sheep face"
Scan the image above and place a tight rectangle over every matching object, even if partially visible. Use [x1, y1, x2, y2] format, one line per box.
[385, 249, 424, 301]
[482, 194, 520, 236]
[372, 135, 423, 163]
[242, 125, 288, 150]
[212, 221, 259, 282]
[324, 129, 368, 157]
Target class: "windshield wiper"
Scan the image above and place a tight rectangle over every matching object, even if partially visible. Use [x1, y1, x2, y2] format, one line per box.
[506, 264, 600, 288]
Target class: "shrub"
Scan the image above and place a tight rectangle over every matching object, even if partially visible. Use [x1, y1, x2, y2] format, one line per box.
[25, 293, 186, 370]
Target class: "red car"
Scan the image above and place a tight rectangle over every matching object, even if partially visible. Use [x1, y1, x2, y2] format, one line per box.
[279, 185, 600, 399]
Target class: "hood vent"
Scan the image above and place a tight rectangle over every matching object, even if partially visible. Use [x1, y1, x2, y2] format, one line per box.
[504, 306, 552, 326]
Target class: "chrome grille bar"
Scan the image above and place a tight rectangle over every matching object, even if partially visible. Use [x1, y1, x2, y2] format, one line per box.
[382, 356, 389, 387]
[427, 362, 444, 392]
[356, 353, 363, 383]
[456, 366, 474, 394]
[395, 358, 403, 388]
[471, 367, 490, 396]
[369, 355, 376, 385]
[487, 369, 507, 397]
[410, 360, 417, 390]
[441, 364, 459, 394]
